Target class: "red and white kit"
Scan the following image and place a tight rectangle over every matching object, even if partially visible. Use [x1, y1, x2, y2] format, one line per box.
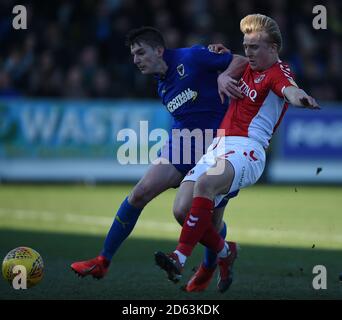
[183, 60, 297, 206]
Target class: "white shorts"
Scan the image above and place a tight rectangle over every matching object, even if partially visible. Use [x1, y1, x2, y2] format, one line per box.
[182, 136, 266, 207]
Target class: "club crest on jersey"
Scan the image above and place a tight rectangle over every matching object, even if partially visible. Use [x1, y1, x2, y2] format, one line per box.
[254, 74, 265, 84]
[177, 64, 185, 77]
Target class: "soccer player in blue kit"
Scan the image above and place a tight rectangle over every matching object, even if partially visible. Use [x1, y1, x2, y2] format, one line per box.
[71, 27, 247, 292]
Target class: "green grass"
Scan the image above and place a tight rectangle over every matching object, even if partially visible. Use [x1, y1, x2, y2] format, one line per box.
[0, 184, 341, 300]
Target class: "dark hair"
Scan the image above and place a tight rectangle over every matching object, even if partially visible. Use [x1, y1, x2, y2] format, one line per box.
[125, 26, 166, 48]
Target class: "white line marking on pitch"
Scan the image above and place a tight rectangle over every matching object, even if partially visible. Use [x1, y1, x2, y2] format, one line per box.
[0, 208, 341, 244]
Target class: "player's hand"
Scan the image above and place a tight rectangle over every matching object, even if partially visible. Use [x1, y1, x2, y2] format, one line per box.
[218, 72, 243, 103]
[284, 87, 320, 110]
[296, 90, 320, 109]
[208, 43, 230, 54]
[299, 95, 320, 109]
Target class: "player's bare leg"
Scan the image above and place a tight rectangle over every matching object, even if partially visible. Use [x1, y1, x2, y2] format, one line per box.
[128, 159, 183, 208]
[71, 159, 183, 278]
[173, 180, 227, 291]
[184, 159, 238, 292]
[173, 181, 224, 230]
[156, 159, 238, 292]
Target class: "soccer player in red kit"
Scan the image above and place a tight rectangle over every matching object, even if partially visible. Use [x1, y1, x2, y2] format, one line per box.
[155, 14, 320, 293]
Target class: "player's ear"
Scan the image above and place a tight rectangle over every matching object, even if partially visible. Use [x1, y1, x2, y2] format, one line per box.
[155, 46, 164, 58]
[269, 43, 278, 54]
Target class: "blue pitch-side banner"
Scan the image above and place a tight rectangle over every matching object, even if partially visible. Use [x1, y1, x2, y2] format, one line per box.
[0, 98, 171, 181]
[1, 99, 341, 183]
[278, 105, 342, 159]
[268, 103, 342, 183]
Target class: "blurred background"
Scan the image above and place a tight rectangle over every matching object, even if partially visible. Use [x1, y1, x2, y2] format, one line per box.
[0, 0, 342, 300]
[0, 0, 341, 100]
[0, 0, 341, 183]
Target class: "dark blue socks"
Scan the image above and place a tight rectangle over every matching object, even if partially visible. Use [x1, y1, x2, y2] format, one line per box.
[203, 222, 227, 268]
[101, 197, 142, 261]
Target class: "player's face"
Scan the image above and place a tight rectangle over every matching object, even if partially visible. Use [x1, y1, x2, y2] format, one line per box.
[130, 42, 163, 74]
[243, 32, 278, 71]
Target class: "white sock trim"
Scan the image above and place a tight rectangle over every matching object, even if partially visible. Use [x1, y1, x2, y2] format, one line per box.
[217, 242, 230, 258]
[174, 250, 187, 266]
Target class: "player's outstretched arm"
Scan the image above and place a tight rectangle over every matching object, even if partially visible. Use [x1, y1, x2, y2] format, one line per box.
[283, 86, 321, 110]
[217, 55, 248, 103]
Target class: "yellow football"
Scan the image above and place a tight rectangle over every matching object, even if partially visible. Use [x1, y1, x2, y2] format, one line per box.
[2, 247, 44, 288]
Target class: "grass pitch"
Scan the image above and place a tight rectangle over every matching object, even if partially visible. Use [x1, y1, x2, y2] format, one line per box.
[0, 184, 341, 300]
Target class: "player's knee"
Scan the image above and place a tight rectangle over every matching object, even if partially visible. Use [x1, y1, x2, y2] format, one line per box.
[129, 184, 153, 208]
[194, 175, 214, 198]
[173, 207, 185, 226]
[173, 202, 189, 226]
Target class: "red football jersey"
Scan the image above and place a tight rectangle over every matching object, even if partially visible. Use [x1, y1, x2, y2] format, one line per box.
[219, 60, 297, 148]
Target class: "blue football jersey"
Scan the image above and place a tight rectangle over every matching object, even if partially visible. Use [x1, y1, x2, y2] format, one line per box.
[156, 45, 233, 130]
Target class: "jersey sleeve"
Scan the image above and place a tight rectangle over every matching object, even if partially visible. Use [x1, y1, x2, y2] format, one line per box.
[271, 63, 298, 98]
[188, 45, 233, 72]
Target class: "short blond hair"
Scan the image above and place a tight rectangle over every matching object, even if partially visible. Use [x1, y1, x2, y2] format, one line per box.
[240, 14, 282, 52]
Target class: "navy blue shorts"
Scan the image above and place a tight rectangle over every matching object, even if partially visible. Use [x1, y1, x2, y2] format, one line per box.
[158, 129, 212, 175]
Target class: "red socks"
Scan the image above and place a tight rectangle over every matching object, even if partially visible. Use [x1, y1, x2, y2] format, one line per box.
[200, 224, 225, 253]
[176, 197, 224, 256]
